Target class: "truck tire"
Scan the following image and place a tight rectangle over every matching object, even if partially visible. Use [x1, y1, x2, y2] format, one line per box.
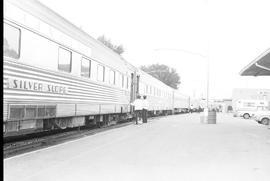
[243, 113, 250, 119]
[261, 118, 269, 125]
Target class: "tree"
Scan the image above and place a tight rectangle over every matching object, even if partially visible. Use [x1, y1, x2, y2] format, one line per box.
[97, 35, 124, 55]
[140, 64, 181, 89]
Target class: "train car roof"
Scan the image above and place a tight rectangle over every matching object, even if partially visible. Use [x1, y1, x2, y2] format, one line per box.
[138, 69, 185, 93]
[138, 69, 175, 90]
[5, 0, 130, 66]
[240, 48, 270, 76]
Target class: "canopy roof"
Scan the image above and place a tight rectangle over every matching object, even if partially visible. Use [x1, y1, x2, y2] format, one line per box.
[240, 48, 270, 76]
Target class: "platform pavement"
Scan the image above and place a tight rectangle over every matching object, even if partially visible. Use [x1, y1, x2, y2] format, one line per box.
[4, 113, 270, 181]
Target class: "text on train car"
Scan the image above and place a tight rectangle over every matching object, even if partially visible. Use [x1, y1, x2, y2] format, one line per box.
[7, 78, 68, 94]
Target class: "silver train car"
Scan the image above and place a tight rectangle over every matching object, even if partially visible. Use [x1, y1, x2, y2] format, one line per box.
[3, 0, 190, 137]
[173, 90, 191, 113]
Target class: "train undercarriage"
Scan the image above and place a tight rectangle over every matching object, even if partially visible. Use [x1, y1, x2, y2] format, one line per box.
[3, 112, 132, 138]
[3, 108, 188, 140]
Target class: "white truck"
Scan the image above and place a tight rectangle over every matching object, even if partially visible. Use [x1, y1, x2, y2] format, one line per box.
[234, 99, 269, 119]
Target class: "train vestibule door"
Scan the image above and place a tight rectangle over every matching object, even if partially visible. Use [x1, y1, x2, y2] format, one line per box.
[136, 74, 140, 96]
[130, 72, 140, 112]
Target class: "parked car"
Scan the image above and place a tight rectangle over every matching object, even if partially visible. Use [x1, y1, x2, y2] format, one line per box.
[253, 111, 270, 125]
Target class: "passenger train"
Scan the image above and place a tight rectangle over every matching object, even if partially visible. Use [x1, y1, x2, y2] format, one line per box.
[3, 0, 190, 137]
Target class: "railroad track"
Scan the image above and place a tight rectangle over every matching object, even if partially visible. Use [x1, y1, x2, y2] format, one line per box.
[4, 121, 134, 159]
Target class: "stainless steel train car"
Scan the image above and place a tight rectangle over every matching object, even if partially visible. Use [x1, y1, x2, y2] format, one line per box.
[3, 0, 190, 137]
[138, 70, 175, 115]
[173, 91, 190, 113]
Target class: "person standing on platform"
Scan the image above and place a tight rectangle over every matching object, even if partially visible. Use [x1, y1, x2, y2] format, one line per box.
[131, 95, 143, 124]
[190, 104, 193, 114]
[142, 95, 149, 123]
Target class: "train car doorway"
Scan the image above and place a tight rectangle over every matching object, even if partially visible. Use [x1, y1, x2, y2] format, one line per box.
[130, 72, 140, 112]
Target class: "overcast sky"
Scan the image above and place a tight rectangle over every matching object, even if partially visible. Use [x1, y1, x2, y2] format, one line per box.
[39, 0, 270, 99]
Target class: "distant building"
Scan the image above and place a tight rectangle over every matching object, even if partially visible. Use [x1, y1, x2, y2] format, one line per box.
[232, 88, 270, 110]
[191, 98, 232, 113]
[210, 99, 232, 113]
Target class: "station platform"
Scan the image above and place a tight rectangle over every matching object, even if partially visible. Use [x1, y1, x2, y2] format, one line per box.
[4, 113, 270, 181]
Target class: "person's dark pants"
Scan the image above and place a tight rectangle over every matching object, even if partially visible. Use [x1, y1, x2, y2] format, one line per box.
[142, 109, 148, 123]
[135, 110, 142, 124]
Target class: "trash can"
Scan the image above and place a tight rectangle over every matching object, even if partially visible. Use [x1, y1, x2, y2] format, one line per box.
[208, 110, 216, 124]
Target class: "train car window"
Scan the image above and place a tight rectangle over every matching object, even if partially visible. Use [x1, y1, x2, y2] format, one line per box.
[126, 77, 129, 89]
[97, 65, 105, 82]
[122, 74, 124, 88]
[37, 105, 46, 117]
[109, 70, 116, 85]
[58, 47, 72, 72]
[4, 23, 21, 59]
[136, 76, 140, 93]
[81, 57, 91, 78]
[45, 105, 56, 117]
[9, 105, 25, 120]
[25, 105, 37, 118]
[123, 75, 126, 88]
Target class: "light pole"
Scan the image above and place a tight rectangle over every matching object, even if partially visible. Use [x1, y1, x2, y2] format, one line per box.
[153, 48, 210, 111]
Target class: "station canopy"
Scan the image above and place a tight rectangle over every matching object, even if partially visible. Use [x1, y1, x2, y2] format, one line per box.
[240, 48, 270, 76]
